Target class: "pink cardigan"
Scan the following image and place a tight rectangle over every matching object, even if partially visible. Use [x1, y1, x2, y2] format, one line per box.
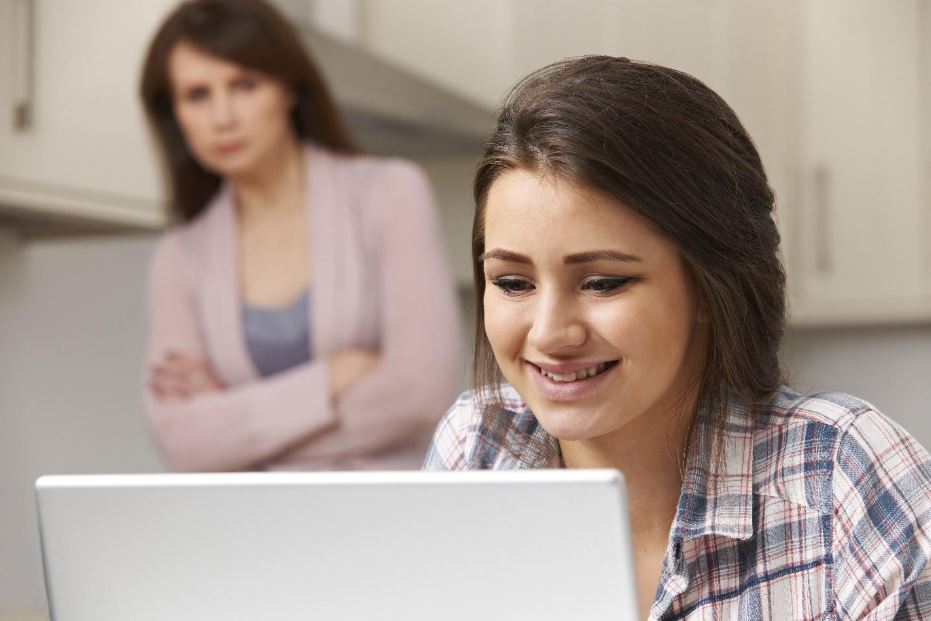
[144, 144, 464, 471]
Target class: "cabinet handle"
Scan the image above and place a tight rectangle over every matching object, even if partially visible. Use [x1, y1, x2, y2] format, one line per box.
[812, 164, 832, 275]
[12, 0, 34, 130]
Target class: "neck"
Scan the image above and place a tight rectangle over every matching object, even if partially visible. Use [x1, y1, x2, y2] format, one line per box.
[230, 135, 304, 218]
[559, 395, 696, 540]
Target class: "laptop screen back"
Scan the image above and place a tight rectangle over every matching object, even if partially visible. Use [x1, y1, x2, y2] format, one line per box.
[35, 470, 638, 620]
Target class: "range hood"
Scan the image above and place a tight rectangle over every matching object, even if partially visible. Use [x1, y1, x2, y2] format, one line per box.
[299, 25, 495, 157]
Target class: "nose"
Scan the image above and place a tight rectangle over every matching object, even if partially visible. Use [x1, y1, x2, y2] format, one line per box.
[209, 90, 236, 130]
[527, 290, 587, 354]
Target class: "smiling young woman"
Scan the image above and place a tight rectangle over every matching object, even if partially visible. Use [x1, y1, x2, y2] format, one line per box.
[424, 57, 931, 620]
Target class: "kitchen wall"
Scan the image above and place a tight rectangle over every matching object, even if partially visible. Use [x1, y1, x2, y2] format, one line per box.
[0, 232, 163, 615]
[783, 326, 931, 446]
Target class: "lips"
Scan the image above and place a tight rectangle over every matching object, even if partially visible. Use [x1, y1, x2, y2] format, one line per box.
[526, 360, 619, 402]
[215, 140, 246, 154]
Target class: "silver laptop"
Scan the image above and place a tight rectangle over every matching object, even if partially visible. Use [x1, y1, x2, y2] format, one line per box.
[35, 470, 639, 620]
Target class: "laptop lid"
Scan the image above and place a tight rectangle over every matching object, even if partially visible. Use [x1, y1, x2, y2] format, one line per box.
[35, 470, 638, 620]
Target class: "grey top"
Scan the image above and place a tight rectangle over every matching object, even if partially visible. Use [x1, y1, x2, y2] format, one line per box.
[242, 290, 311, 378]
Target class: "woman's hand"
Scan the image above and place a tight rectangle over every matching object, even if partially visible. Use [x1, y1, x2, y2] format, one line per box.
[328, 348, 380, 401]
[150, 352, 223, 402]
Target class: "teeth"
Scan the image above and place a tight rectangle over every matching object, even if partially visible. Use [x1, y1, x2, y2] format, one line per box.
[540, 362, 609, 383]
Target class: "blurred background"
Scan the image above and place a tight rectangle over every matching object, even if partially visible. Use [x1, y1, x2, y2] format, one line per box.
[1, 0, 929, 618]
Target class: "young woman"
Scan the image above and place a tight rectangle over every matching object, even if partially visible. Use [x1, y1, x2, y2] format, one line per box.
[425, 56, 931, 619]
[140, 0, 462, 472]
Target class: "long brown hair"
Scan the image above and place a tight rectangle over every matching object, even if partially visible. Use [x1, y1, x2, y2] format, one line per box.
[140, 0, 359, 223]
[472, 56, 786, 458]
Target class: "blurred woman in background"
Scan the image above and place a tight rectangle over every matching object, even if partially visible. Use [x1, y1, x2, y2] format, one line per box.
[140, 0, 462, 472]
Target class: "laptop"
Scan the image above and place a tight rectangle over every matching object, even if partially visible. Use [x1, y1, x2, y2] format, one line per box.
[35, 470, 639, 620]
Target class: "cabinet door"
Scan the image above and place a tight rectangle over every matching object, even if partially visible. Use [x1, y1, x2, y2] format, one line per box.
[360, 0, 512, 109]
[789, 0, 931, 324]
[0, 0, 177, 227]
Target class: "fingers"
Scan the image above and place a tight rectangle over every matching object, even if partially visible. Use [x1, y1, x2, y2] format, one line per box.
[149, 367, 195, 401]
[149, 352, 221, 402]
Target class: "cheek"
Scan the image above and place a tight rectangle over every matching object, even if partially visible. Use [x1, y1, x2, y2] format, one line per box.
[590, 289, 693, 358]
[245, 91, 293, 134]
[174, 105, 209, 150]
[620, 291, 696, 374]
[482, 293, 526, 361]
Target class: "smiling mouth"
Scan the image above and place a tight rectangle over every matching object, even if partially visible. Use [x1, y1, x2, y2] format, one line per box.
[532, 361, 619, 383]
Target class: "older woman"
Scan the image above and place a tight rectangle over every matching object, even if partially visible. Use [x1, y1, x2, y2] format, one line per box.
[141, 0, 462, 472]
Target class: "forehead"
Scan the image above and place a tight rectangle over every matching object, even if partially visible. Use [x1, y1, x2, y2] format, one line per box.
[483, 168, 672, 261]
[168, 42, 245, 84]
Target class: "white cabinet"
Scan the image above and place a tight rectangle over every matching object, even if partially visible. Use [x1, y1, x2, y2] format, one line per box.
[507, 0, 610, 86]
[0, 0, 176, 231]
[359, 0, 515, 109]
[601, 0, 931, 326]
[786, 0, 931, 325]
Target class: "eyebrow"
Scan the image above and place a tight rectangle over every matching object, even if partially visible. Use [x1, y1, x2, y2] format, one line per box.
[479, 249, 532, 264]
[564, 250, 642, 264]
[479, 248, 642, 264]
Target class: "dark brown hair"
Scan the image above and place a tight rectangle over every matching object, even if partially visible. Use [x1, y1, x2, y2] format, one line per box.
[140, 0, 358, 222]
[472, 56, 786, 458]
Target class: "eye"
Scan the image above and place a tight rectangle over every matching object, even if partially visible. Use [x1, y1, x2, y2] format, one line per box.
[233, 77, 257, 92]
[490, 276, 533, 297]
[183, 86, 209, 102]
[582, 276, 634, 296]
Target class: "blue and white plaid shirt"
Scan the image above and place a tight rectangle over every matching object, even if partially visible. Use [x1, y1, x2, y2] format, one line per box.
[424, 385, 931, 620]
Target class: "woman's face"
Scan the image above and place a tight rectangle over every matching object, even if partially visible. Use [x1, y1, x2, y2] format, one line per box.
[168, 42, 296, 179]
[481, 169, 705, 443]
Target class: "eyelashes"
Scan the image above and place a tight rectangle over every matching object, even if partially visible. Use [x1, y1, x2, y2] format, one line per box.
[233, 77, 257, 92]
[179, 77, 258, 103]
[183, 87, 209, 102]
[491, 277, 532, 296]
[490, 276, 636, 297]
[582, 276, 634, 295]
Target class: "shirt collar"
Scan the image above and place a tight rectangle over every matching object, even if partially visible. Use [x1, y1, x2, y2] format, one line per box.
[671, 396, 755, 542]
[509, 409, 563, 470]
[468, 386, 561, 470]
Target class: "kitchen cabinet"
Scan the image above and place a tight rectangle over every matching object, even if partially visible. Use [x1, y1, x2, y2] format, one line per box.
[600, 0, 931, 326]
[786, 0, 931, 325]
[0, 0, 177, 233]
[359, 0, 512, 109]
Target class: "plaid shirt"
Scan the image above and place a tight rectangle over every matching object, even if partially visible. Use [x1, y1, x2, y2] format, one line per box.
[424, 385, 931, 620]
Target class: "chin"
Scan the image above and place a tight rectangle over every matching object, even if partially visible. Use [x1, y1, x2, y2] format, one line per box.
[529, 402, 609, 442]
[210, 156, 257, 178]
[193, 145, 258, 177]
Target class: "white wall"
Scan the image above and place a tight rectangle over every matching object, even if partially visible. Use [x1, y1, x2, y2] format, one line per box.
[782, 326, 931, 449]
[414, 156, 476, 286]
[0, 233, 163, 616]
